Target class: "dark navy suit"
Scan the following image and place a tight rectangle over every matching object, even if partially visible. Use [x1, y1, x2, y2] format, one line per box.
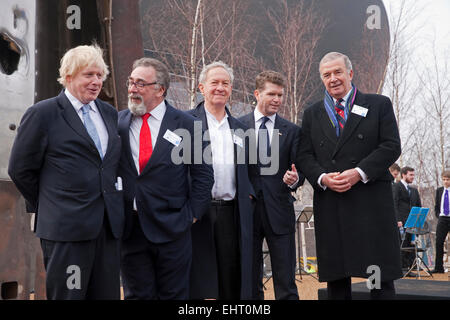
[188, 102, 255, 299]
[8, 91, 124, 299]
[239, 112, 304, 300]
[118, 102, 214, 299]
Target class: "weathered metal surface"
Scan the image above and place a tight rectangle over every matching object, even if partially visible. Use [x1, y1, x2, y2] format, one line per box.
[110, 0, 144, 111]
[0, 181, 42, 300]
[0, 0, 144, 299]
[0, 0, 36, 180]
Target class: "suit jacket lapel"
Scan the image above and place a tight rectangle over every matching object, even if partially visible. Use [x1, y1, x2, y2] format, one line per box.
[225, 107, 244, 161]
[58, 91, 99, 153]
[273, 115, 286, 151]
[118, 110, 138, 175]
[332, 91, 368, 158]
[316, 103, 338, 145]
[95, 100, 114, 162]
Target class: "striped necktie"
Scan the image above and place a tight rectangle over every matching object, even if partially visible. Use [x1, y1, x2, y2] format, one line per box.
[335, 98, 345, 136]
[81, 105, 103, 159]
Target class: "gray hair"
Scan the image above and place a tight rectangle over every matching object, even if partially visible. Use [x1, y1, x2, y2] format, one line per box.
[319, 52, 353, 76]
[198, 61, 234, 84]
[132, 57, 170, 97]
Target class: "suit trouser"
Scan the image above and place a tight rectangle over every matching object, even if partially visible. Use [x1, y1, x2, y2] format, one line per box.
[327, 277, 396, 300]
[120, 214, 192, 300]
[252, 198, 298, 300]
[40, 214, 120, 300]
[434, 216, 450, 271]
[211, 201, 241, 300]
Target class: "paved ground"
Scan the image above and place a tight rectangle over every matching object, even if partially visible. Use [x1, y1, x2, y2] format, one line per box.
[262, 271, 449, 300]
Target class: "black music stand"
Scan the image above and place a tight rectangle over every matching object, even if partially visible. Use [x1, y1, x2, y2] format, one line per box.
[402, 207, 433, 279]
[295, 205, 317, 281]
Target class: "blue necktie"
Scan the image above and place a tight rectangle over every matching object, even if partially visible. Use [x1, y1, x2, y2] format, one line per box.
[81, 105, 103, 159]
[257, 116, 271, 167]
[444, 189, 449, 216]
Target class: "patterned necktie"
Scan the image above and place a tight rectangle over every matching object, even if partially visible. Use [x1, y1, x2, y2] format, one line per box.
[81, 105, 103, 159]
[444, 189, 449, 216]
[257, 116, 271, 167]
[335, 98, 345, 136]
[139, 113, 153, 174]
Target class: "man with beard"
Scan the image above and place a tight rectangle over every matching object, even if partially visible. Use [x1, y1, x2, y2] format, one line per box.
[118, 57, 214, 299]
[8, 45, 124, 299]
[393, 166, 422, 274]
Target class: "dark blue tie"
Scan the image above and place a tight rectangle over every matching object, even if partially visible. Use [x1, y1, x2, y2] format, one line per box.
[258, 116, 271, 167]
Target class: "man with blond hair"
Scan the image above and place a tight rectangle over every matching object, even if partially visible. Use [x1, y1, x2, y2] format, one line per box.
[9, 44, 124, 299]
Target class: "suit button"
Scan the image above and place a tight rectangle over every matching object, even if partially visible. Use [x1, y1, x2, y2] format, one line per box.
[357, 134, 364, 139]
[331, 160, 336, 165]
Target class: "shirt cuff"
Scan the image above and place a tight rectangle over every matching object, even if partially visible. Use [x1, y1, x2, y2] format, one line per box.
[289, 176, 300, 189]
[355, 167, 369, 183]
[318, 173, 327, 190]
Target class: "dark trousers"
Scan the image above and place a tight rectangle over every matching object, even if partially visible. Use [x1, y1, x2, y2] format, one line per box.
[120, 214, 192, 300]
[212, 202, 241, 300]
[327, 277, 396, 300]
[252, 198, 298, 300]
[40, 215, 120, 300]
[400, 232, 415, 270]
[434, 216, 450, 271]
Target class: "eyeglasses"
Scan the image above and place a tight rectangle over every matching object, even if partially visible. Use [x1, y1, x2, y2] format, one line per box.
[126, 79, 158, 89]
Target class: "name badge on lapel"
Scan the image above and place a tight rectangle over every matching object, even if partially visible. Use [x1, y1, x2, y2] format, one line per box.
[351, 105, 369, 117]
[163, 129, 182, 146]
[233, 135, 243, 148]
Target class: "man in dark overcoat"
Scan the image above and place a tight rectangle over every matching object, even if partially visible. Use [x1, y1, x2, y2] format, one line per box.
[297, 51, 402, 300]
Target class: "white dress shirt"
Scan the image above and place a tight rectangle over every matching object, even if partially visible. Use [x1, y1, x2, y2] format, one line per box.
[439, 187, 450, 217]
[65, 89, 108, 158]
[254, 108, 276, 145]
[400, 179, 410, 192]
[129, 100, 166, 174]
[254, 108, 298, 188]
[205, 108, 236, 200]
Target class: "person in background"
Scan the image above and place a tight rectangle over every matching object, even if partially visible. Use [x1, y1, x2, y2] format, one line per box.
[392, 166, 422, 275]
[389, 163, 401, 183]
[431, 170, 450, 274]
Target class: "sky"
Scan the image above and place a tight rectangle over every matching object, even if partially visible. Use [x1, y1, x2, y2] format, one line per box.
[383, 0, 450, 63]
